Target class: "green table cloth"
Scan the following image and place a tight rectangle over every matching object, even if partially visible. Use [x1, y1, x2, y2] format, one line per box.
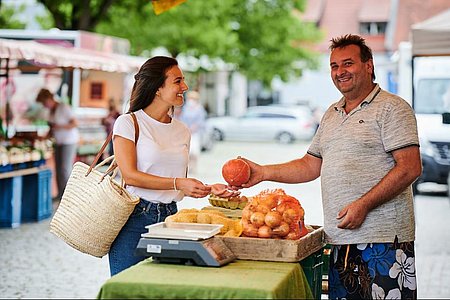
[97, 259, 313, 299]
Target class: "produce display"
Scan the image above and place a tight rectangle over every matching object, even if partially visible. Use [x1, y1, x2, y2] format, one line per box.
[0, 138, 53, 169]
[241, 189, 309, 240]
[221, 158, 251, 186]
[208, 194, 249, 210]
[168, 189, 312, 242]
[165, 208, 243, 237]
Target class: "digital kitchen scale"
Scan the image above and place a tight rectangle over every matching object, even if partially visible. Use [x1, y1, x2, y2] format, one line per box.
[135, 222, 236, 267]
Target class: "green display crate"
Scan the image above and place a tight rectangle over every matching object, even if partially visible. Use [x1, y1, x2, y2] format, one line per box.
[322, 244, 331, 273]
[321, 244, 332, 295]
[300, 248, 324, 300]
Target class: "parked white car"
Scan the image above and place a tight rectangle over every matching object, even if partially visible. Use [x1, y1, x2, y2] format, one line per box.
[207, 105, 315, 144]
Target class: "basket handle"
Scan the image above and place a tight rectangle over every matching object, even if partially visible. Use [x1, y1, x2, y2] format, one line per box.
[86, 112, 139, 177]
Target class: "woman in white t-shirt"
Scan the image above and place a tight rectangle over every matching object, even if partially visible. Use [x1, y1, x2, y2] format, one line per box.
[109, 56, 238, 276]
[36, 88, 79, 200]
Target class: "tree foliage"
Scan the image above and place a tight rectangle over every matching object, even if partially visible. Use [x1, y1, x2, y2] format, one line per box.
[96, 0, 323, 86]
[13, 0, 322, 87]
[0, 1, 26, 29]
[35, 0, 148, 30]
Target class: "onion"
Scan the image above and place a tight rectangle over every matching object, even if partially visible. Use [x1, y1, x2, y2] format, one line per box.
[264, 211, 282, 228]
[257, 225, 272, 238]
[243, 223, 258, 237]
[276, 202, 287, 215]
[283, 208, 299, 224]
[241, 218, 250, 227]
[247, 199, 260, 212]
[272, 221, 290, 237]
[250, 212, 266, 227]
[256, 204, 270, 214]
[261, 195, 279, 209]
[242, 206, 252, 221]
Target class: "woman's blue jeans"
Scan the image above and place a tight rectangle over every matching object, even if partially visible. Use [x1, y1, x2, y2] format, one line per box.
[108, 199, 177, 276]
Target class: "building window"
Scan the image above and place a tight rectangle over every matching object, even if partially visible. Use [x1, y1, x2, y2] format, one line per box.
[90, 82, 104, 100]
[359, 22, 387, 35]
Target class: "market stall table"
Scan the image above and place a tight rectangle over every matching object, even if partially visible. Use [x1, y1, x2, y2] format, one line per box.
[97, 258, 313, 299]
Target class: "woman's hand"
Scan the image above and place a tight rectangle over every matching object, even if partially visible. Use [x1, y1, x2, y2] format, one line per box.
[176, 178, 211, 198]
[209, 183, 241, 198]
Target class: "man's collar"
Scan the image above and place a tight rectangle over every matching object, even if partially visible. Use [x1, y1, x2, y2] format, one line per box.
[333, 83, 380, 112]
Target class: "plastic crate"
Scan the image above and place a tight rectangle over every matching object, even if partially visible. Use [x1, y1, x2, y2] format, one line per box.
[21, 169, 52, 222]
[0, 176, 23, 228]
[321, 244, 332, 295]
[0, 164, 13, 173]
[300, 248, 324, 300]
[322, 244, 331, 273]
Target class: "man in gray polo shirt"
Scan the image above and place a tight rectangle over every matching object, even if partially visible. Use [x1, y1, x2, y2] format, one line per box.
[237, 34, 421, 299]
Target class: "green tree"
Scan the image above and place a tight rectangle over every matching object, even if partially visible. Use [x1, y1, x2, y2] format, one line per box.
[35, 0, 148, 30]
[227, 0, 321, 85]
[0, 1, 26, 29]
[97, 0, 322, 86]
[24, 0, 322, 87]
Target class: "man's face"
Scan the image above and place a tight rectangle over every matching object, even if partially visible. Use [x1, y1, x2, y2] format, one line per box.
[329, 45, 373, 95]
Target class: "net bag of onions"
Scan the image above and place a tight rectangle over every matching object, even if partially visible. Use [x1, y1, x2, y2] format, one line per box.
[241, 189, 309, 240]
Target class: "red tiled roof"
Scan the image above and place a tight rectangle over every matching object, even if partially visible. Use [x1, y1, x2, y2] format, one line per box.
[301, 0, 383, 53]
[300, 0, 450, 53]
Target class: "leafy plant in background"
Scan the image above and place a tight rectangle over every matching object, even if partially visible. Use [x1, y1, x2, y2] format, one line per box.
[0, 1, 26, 29]
[11, 0, 323, 88]
[96, 0, 323, 86]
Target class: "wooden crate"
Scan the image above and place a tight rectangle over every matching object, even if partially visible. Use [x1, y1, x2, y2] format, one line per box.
[217, 225, 325, 262]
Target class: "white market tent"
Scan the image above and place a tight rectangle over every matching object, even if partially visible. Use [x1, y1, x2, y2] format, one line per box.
[0, 38, 141, 72]
[0, 38, 145, 139]
[411, 8, 450, 57]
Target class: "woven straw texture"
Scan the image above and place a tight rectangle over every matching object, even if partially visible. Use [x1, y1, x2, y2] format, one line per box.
[50, 161, 140, 258]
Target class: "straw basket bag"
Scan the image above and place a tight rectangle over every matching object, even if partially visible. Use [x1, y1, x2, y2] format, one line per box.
[50, 113, 140, 258]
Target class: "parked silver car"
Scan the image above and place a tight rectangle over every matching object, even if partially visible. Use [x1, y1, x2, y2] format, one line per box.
[207, 105, 315, 144]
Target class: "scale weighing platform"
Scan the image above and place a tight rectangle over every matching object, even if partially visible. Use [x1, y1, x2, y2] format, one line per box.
[135, 222, 236, 267]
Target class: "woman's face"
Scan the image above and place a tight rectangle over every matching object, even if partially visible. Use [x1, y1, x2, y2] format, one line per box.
[43, 96, 53, 109]
[157, 65, 189, 107]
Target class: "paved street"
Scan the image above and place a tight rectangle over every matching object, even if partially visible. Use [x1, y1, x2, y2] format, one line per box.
[1, 140, 449, 298]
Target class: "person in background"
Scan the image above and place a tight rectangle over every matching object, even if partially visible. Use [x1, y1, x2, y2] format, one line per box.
[36, 88, 80, 201]
[110, 56, 239, 276]
[176, 90, 207, 174]
[234, 34, 422, 299]
[101, 99, 121, 156]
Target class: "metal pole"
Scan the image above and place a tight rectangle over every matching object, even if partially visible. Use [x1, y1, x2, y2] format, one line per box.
[5, 58, 10, 140]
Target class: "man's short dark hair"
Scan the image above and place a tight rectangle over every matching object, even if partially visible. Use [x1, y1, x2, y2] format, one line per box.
[329, 34, 376, 81]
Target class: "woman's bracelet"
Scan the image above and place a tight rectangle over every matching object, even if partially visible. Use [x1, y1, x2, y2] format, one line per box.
[173, 177, 178, 191]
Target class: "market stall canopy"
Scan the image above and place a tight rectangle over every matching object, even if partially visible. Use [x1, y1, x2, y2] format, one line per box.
[411, 8, 450, 57]
[0, 38, 140, 73]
